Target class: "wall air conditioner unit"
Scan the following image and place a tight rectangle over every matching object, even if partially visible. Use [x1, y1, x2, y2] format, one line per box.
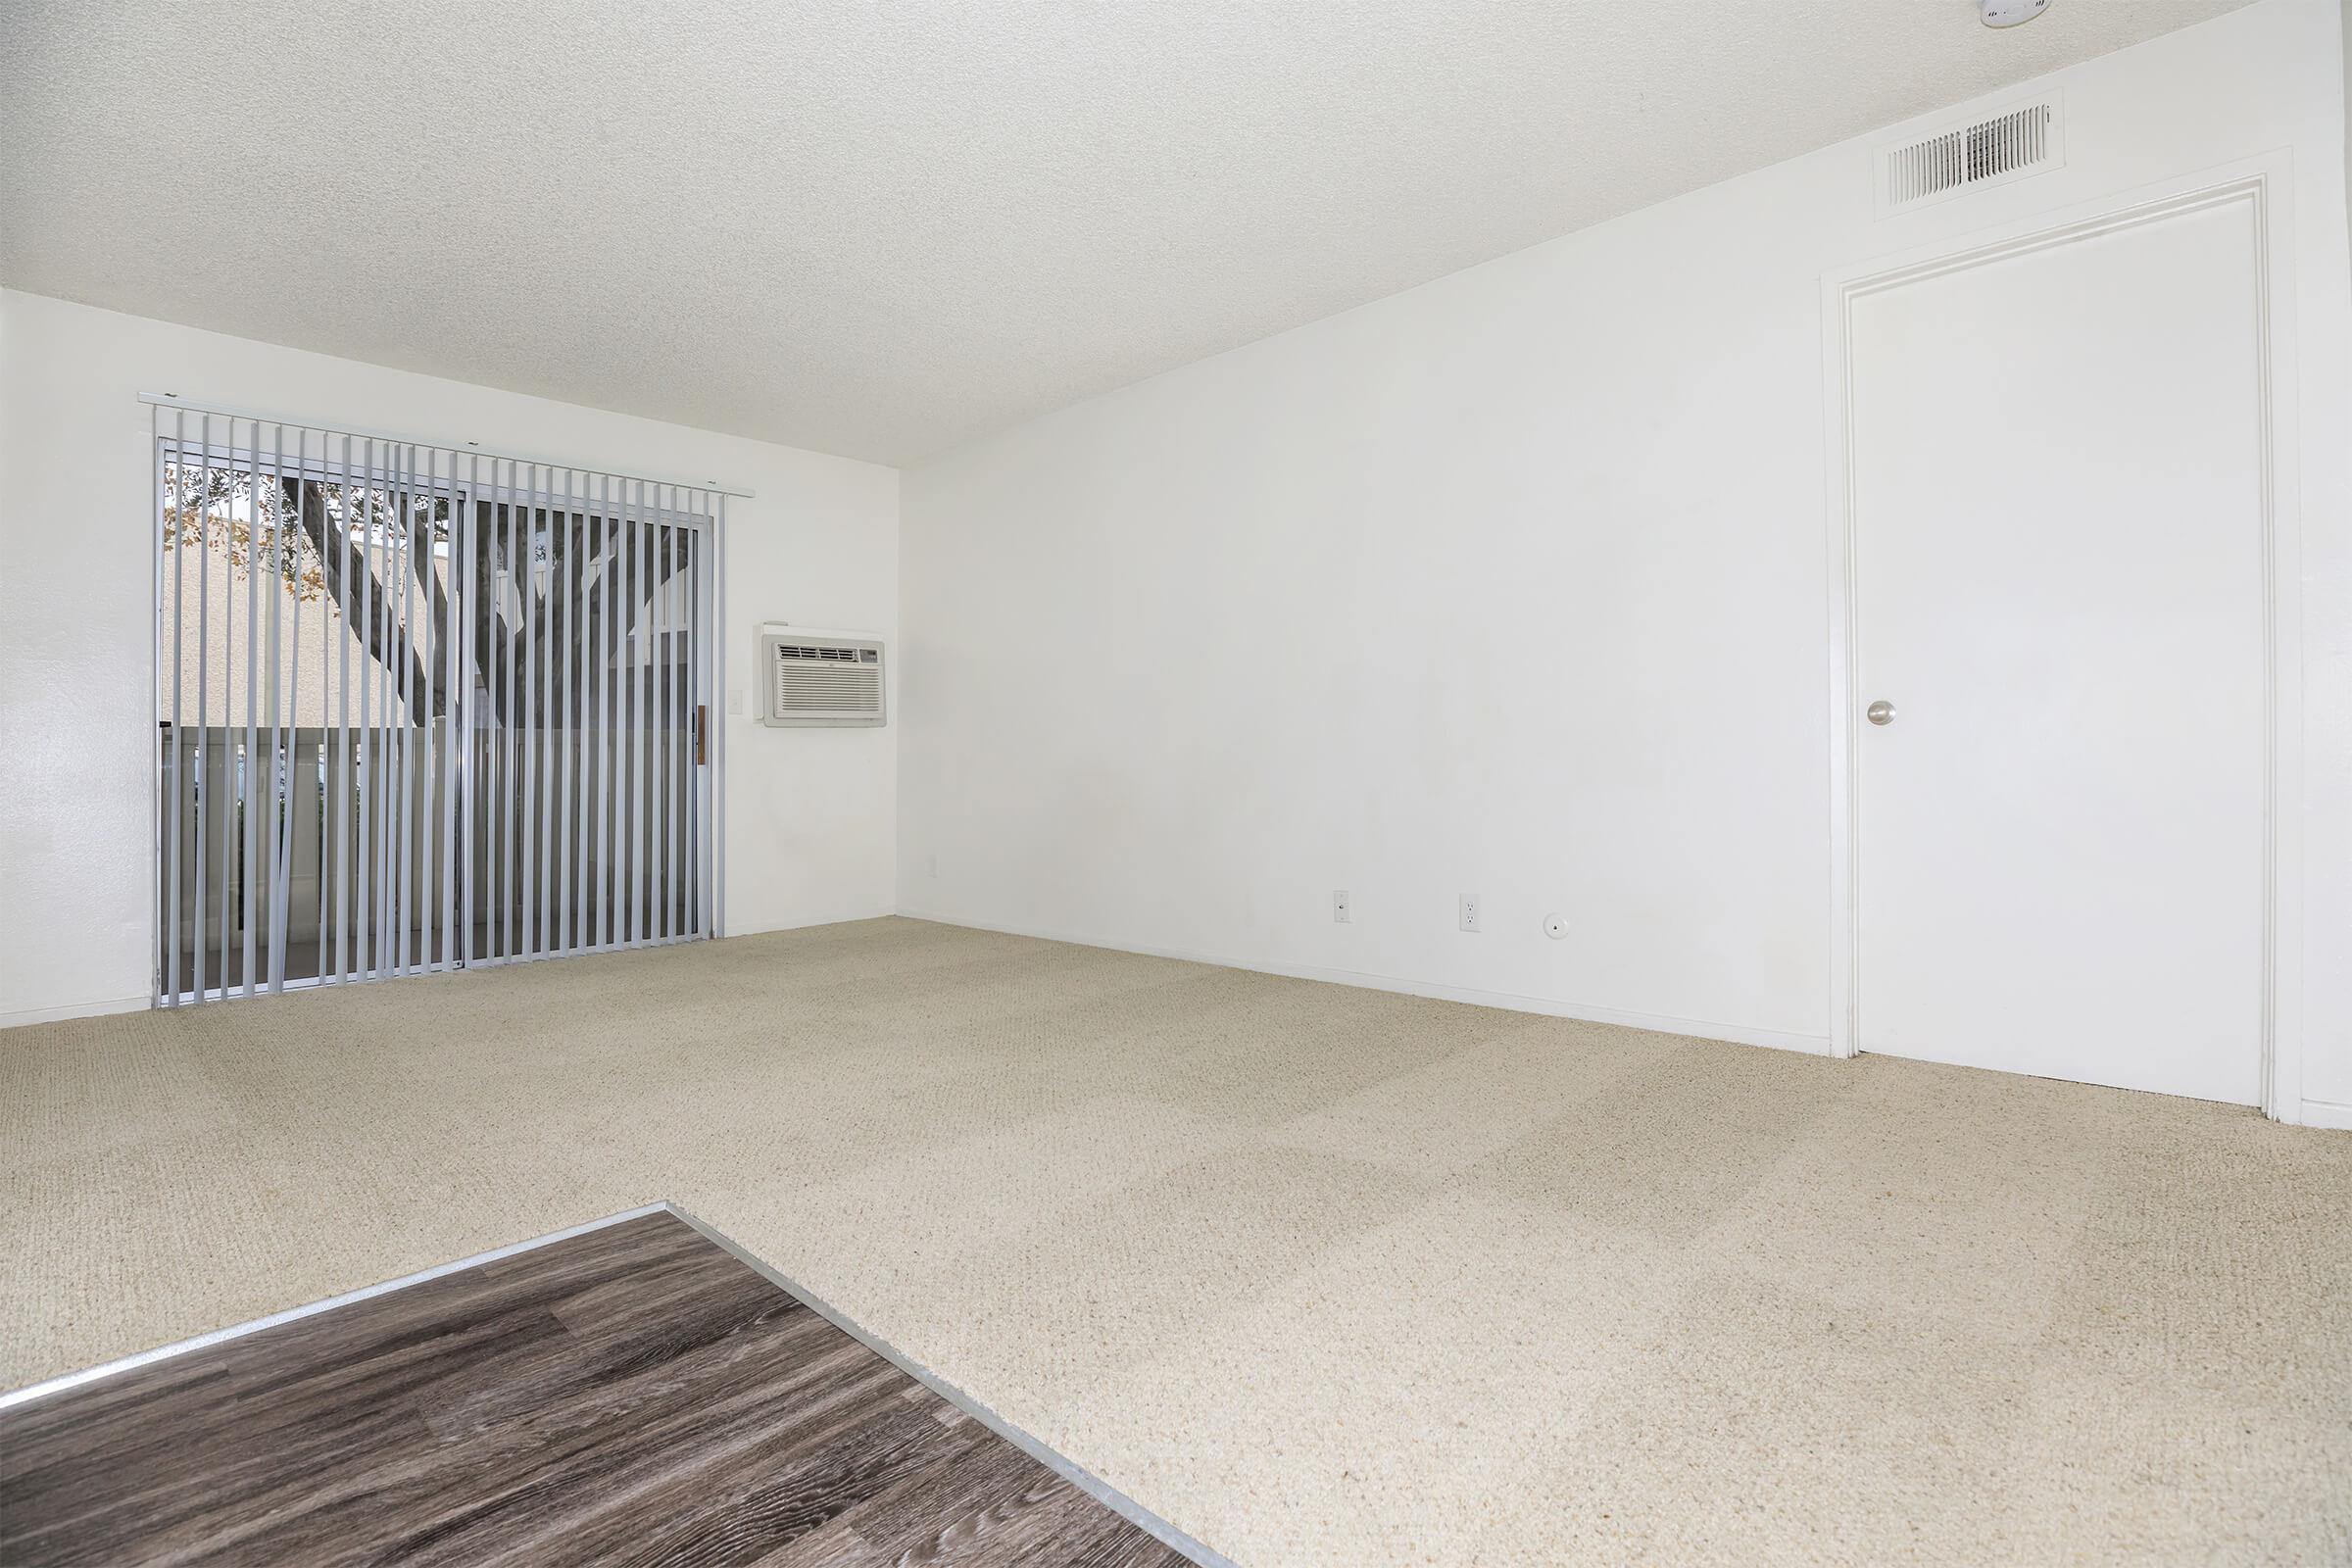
[759, 625, 886, 727]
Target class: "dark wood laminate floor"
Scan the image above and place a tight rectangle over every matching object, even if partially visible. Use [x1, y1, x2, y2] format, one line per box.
[0, 1212, 1198, 1568]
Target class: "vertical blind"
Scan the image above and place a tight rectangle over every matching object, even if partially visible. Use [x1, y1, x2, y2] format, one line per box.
[153, 405, 724, 1004]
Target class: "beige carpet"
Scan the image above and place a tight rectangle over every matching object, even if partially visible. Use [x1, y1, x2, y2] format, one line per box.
[4, 917, 2348, 1565]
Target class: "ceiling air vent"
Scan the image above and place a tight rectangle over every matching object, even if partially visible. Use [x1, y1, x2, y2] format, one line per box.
[1879, 97, 2062, 216]
[760, 629, 886, 727]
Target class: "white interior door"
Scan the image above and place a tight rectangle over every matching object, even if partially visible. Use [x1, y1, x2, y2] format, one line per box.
[1849, 197, 2268, 1104]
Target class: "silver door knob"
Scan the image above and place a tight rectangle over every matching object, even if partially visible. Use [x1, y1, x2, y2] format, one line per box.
[1866, 700, 1896, 726]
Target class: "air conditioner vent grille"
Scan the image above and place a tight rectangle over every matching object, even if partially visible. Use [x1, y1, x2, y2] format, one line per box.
[1883, 100, 2059, 213]
[771, 644, 878, 663]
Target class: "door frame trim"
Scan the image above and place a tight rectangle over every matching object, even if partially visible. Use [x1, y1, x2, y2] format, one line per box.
[1818, 156, 2304, 1117]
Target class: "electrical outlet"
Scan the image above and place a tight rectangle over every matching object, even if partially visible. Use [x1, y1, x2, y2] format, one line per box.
[726, 687, 745, 715]
[1458, 893, 1481, 933]
[1333, 889, 1350, 924]
[927, 852, 939, 879]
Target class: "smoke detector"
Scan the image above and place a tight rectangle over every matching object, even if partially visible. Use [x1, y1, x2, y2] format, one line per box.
[1982, 0, 2048, 25]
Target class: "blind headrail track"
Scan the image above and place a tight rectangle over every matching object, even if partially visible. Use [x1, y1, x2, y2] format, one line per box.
[138, 392, 757, 500]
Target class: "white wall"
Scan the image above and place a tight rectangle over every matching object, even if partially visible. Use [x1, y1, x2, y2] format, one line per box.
[0, 291, 899, 1026]
[900, 0, 2352, 1115]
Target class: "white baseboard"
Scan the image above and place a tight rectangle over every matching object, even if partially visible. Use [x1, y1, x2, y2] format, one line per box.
[0, 994, 149, 1033]
[893, 908, 1833, 1056]
[2298, 1099, 2352, 1131]
[725, 906, 900, 941]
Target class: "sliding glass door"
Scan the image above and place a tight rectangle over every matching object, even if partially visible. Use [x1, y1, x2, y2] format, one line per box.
[153, 412, 721, 1004]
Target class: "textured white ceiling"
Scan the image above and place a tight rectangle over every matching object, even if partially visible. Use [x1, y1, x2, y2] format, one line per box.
[0, 0, 2253, 466]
